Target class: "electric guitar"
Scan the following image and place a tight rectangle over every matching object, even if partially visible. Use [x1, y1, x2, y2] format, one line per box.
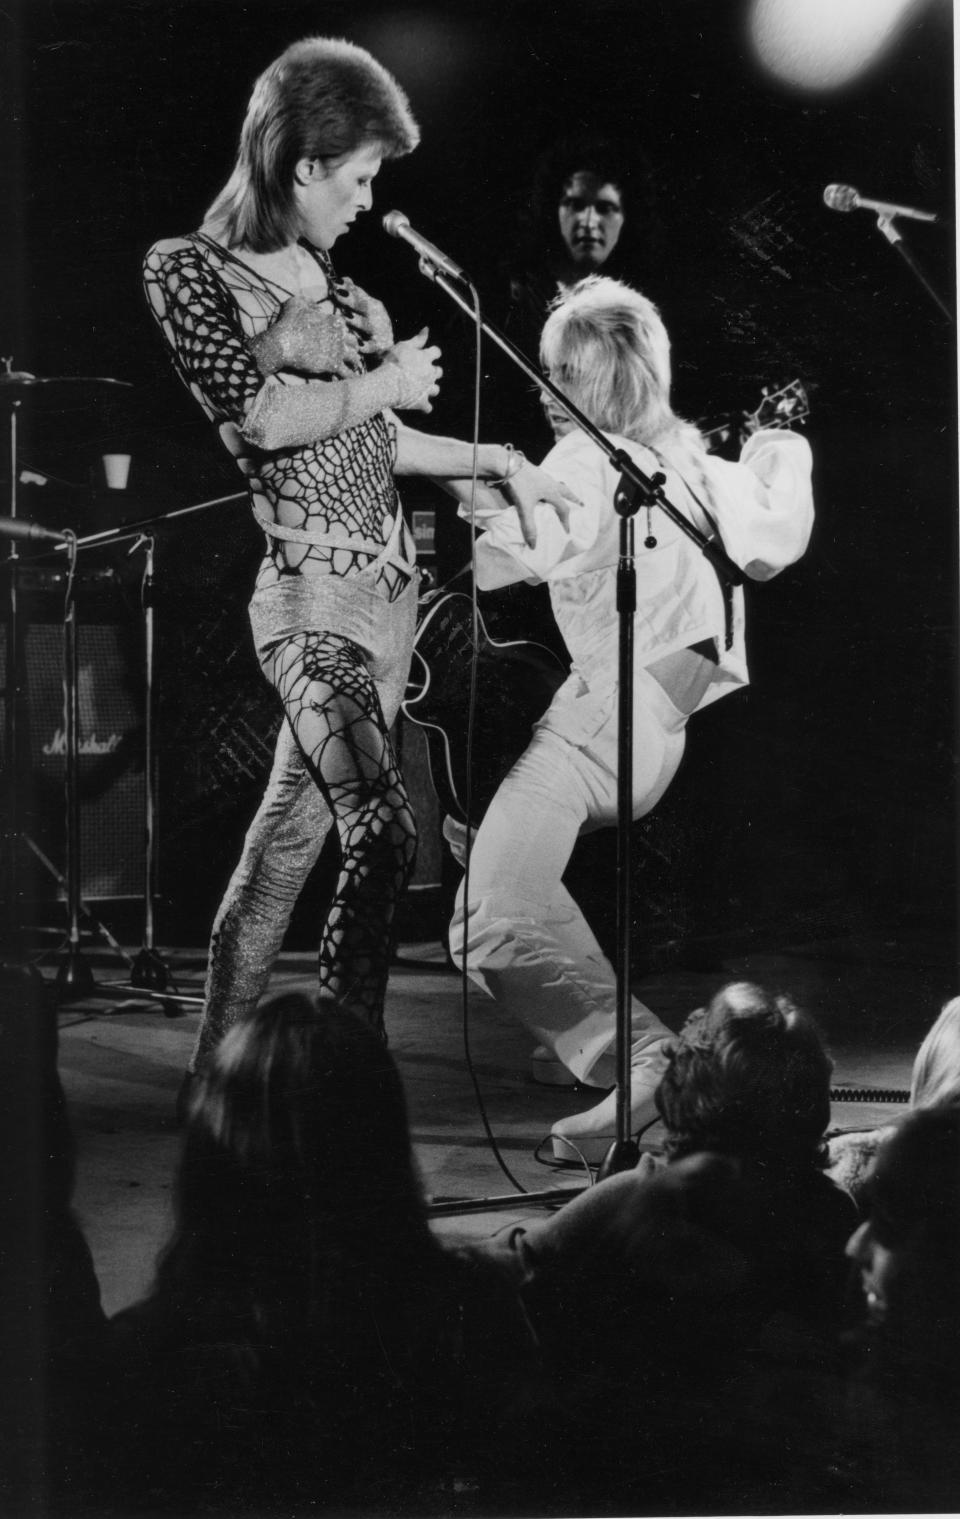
[402, 590, 567, 826]
[403, 379, 809, 825]
[700, 377, 809, 454]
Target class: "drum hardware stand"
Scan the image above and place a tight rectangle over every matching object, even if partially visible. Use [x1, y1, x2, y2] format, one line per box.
[54, 529, 97, 1000]
[0, 364, 134, 995]
[405, 256, 744, 1198]
[54, 490, 245, 1008]
[0, 388, 40, 986]
[22, 833, 134, 969]
[126, 533, 169, 994]
[0, 517, 98, 997]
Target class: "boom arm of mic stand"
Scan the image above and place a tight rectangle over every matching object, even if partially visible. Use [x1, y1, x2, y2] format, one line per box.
[49, 490, 248, 555]
[874, 216, 954, 325]
[423, 265, 744, 589]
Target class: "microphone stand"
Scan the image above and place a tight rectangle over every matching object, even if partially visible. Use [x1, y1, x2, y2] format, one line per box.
[873, 215, 954, 324]
[415, 260, 743, 1180]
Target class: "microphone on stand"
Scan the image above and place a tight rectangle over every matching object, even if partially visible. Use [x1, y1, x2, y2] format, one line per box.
[823, 184, 939, 224]
[382, 211, 467, 280]
[0, 516, 71, 543]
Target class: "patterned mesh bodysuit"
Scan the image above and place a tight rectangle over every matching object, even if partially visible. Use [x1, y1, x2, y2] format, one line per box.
[143, 233, 418, 1061]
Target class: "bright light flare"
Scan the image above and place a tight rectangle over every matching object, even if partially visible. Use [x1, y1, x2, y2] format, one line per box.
[748, 0, 927, 90]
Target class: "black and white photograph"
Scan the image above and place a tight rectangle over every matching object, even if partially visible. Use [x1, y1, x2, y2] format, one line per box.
[2, 1, 957, 1514]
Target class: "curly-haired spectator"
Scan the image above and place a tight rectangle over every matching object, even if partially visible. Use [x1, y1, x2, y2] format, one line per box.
[482, 981, 856, 1513]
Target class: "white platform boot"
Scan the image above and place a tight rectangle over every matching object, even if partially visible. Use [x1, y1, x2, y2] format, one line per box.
[549, 1031, 670, 1165]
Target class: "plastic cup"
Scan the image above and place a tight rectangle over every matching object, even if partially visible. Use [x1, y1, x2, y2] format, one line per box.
[102, 453, 131, 490]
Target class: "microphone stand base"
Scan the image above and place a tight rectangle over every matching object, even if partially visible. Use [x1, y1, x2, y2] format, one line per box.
[596, 1137, 640, 1182]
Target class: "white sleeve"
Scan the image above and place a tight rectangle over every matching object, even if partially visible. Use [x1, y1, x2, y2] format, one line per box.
[707, 429, 815, 582]
[460, 433, 608, 590]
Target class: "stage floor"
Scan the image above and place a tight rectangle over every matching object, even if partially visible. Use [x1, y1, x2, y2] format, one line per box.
[53, 920, 955, 1316]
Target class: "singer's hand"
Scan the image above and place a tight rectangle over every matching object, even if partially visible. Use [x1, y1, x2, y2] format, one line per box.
[499, 460, 580, 549]
[252, 294, 358, 376]
[338, 277, 395, 355]
[383, 327, 442, 414]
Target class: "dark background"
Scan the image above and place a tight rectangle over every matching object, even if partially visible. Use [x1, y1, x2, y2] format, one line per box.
[1, 0, 956, 963]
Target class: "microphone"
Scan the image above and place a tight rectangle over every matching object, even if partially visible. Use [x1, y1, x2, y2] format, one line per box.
[0, 516, 70, 543]
[382, 211, 466, 280]
[823, 183, 938, 224]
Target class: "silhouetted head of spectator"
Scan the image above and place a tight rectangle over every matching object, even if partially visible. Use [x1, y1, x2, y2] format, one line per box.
[163, 992, 436, 1333]
[909, 994, 960, 1109]
[846, 1103, 960, 1389]
[656, 981, 833, 1169]
[521, 130, 661, 286]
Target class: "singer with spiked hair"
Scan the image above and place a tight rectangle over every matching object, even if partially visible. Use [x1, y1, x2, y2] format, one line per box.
[143, 35, 574, 1094]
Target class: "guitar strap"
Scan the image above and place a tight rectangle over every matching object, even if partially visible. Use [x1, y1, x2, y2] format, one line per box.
[657, 459, 736, 653]
[692, 498, 735, 652]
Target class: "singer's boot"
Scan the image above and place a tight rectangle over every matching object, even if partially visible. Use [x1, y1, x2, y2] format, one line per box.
[530, 1044, 579, 1086]
[549, 1032, 669, 1165]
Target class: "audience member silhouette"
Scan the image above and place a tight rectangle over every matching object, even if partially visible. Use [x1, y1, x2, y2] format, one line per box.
[828, 992, 960, 1205]
[840, 1103, 960, 1511]
[483, 982, 858, 1514]
[96, 992, 538, 1515]
[0, 978, 106, 1516]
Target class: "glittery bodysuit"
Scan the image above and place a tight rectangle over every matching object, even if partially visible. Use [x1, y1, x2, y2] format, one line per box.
[143, 233, 419, 1062]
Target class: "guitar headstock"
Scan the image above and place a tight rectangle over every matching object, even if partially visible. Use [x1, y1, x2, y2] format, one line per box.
[701, 378, 810, 455]
[740, 379, 809, 440]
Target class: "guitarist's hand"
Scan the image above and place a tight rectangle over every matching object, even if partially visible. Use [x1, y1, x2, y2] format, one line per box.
[500, 461, 580, 549]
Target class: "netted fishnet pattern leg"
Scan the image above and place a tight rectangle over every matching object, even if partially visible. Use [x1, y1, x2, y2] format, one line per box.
[190, 723, 333, 1073]
[272, 631, 418, 1035]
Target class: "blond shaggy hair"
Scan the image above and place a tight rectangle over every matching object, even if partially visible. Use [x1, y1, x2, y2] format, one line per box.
[539, 276, 705, 461]
[910, 995, 960, 1108]
[205, 36, 420, 252]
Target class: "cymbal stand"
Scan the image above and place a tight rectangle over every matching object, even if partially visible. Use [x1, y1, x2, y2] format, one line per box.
[1, 371, 124, 995]
[54, 531, 96, 998]
[56, 491, 245, 1003]
[127, 533, 168, 992]
[0, 391, 38, 983]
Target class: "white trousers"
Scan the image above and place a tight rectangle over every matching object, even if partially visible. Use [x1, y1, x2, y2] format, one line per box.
[448, 666, 688, 1085]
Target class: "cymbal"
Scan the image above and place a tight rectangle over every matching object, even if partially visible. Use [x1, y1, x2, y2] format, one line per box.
[0, 371, 133, 392]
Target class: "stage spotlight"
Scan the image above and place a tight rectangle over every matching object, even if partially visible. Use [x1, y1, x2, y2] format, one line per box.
[747, 0, 931, 90]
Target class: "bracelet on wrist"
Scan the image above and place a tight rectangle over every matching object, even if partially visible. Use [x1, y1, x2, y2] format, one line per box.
[488, 444, 527, 487]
